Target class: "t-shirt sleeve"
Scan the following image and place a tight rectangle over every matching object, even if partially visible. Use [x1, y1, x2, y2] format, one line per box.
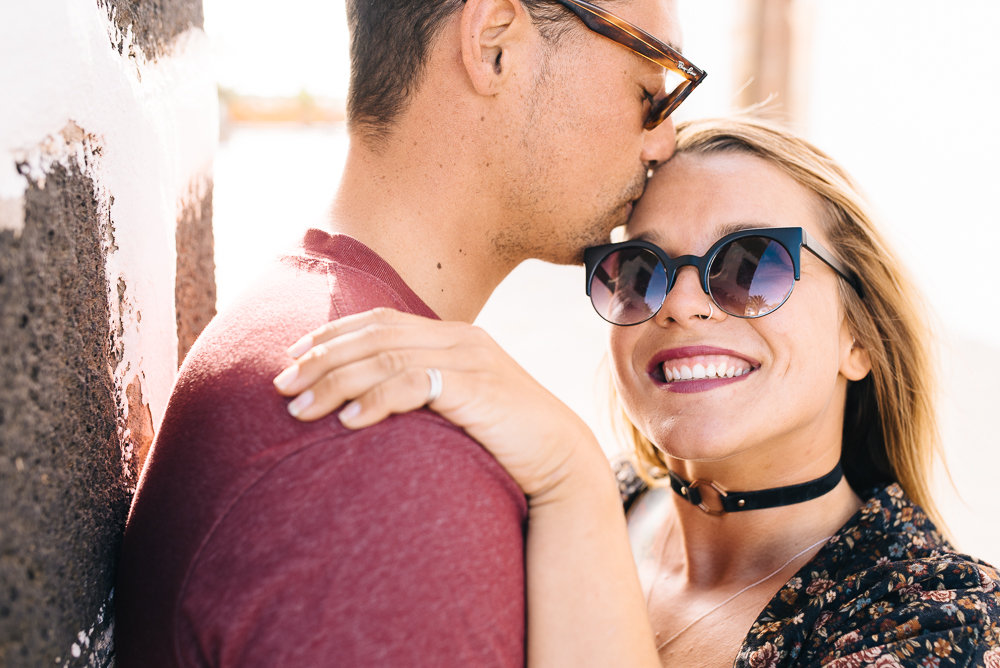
[174, 412, 527, 668]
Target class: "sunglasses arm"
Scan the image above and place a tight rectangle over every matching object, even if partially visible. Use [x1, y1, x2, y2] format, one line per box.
[801, 230, 863, 296]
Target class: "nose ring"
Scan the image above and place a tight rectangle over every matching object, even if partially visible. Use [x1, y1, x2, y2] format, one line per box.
[697, 303, 714, 321]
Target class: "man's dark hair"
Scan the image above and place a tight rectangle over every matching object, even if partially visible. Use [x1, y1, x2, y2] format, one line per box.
[345, 0, 578, 144]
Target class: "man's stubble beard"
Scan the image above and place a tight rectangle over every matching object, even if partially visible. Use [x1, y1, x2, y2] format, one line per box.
[489, 40, 648, 267]
[490, 164, 647, 267]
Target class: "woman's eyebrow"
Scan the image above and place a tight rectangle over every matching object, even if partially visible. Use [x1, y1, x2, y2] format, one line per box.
[716, 221, 768, 237]
[629, 230, 658, 243]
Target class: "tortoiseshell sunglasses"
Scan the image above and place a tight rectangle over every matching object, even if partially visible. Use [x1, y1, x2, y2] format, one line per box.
[553, 0, 706, 129]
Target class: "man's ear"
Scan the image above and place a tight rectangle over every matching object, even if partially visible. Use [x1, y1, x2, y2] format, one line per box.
[460, 0, 530, 95]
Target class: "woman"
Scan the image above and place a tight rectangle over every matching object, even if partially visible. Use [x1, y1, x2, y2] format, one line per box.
[273, 117, 1000, 666]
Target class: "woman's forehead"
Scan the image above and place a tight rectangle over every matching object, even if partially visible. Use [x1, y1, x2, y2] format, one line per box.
[626, 151, 825, 246]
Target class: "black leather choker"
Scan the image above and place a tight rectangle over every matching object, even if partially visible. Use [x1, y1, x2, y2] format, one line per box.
[667, 463, 843, 516]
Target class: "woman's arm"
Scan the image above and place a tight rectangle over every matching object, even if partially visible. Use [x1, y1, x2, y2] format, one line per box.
[274, 308, 660, 666]
[525, 445, 660, 666]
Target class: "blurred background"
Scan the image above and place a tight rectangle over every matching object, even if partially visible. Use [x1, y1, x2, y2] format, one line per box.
[204, 1, 1000, 561]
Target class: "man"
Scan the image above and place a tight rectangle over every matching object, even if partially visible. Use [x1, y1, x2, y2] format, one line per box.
[115, 0, 700, 664]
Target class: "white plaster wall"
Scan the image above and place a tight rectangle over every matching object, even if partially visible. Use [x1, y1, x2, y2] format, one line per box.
[0, 0, 218, 426]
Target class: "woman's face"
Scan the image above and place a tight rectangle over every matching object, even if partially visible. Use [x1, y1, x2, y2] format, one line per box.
[609, 151, 869, 478]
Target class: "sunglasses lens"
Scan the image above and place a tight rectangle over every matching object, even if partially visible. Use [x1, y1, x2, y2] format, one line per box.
[590, 247, 667, 325]
[708, 237, 795, 317]
[644, 77, 689, 130]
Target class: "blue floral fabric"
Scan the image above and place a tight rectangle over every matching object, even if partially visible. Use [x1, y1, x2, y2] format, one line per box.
[738, 483, 1000, 667]
[616, 464, 1000, 667]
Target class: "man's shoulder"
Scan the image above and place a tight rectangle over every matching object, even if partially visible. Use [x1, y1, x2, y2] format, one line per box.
[117, 237, 526, 665]
[162, 240, 430, 459]
[169, 412, 526, 666]
[142, 237, 506, 543]
[181, 410, 527, 572]
[177, 235, 435, 400]
[146, 352, 527, 543]
[119, 384, 526, 666]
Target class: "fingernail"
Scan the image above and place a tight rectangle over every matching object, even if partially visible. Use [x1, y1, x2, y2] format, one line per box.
[287, 390, 313, 417]
[287, 336, 312, 358]
[272, 366, 298, 391]
[338, 401, 360, 425]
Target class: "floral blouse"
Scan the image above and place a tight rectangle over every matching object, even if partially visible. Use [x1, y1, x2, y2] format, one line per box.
[616, 465, 1000, 667]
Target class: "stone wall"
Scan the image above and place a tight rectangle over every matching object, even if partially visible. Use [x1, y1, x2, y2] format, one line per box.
[0, 1, 216, 665]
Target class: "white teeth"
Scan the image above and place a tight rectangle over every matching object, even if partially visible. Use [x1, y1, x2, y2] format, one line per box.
[661, 359, 753, 383]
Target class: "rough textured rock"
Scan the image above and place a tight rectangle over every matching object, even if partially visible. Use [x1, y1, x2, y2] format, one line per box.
[2, 1, 214, 664]
[175, 179, 216, 364]
[98, 0, 204, 60]
[0, 155, 130, 667]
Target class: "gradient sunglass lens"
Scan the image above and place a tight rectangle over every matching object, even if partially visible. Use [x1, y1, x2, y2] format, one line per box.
[589, 236, 798, 324]
[589, 247, 667, 325]
[708, 237, 795, 317]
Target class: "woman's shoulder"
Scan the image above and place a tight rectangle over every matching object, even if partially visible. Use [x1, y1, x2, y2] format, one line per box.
[612, 457, 649, 512]
[740, 483, 1000, 666]
[781, 550, 1000, 667]
[819, 483, 998, 591]
[612, 457, 672, 579]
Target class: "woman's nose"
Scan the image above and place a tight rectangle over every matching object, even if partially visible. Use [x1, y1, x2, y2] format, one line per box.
[654, 266, 717, 325]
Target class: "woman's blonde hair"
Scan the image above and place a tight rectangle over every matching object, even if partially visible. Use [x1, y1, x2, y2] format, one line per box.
[616, 116, 945, 526]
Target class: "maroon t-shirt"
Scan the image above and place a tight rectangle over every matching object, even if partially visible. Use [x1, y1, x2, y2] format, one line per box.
[115, 231, 527, 666]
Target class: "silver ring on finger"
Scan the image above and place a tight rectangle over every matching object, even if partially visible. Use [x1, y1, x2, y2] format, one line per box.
[425, 367, 443, 405]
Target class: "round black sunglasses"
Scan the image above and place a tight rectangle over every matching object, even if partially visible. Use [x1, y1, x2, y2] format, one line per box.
[584, 227, 863, 326]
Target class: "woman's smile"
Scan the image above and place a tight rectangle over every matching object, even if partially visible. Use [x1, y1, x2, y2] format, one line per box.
[647, 346, 759, 392]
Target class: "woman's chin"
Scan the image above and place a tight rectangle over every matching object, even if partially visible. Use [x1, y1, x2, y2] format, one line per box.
[652, 437, 743, 465]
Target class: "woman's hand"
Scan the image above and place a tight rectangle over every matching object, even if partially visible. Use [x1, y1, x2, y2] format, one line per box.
[272, 307, 606, 500]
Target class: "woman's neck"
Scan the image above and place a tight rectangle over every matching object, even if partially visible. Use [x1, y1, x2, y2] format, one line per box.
[660, 476, 862, 588]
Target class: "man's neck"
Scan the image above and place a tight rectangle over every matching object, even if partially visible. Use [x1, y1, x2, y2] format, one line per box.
[329, 137, 518, 323]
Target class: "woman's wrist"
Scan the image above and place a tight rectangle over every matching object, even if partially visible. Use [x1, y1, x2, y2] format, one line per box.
[526, 426, 619, 511]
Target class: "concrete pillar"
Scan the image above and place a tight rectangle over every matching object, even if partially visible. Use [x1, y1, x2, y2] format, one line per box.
[736, 0, 797, 119]
[0, 1, 216, 665]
